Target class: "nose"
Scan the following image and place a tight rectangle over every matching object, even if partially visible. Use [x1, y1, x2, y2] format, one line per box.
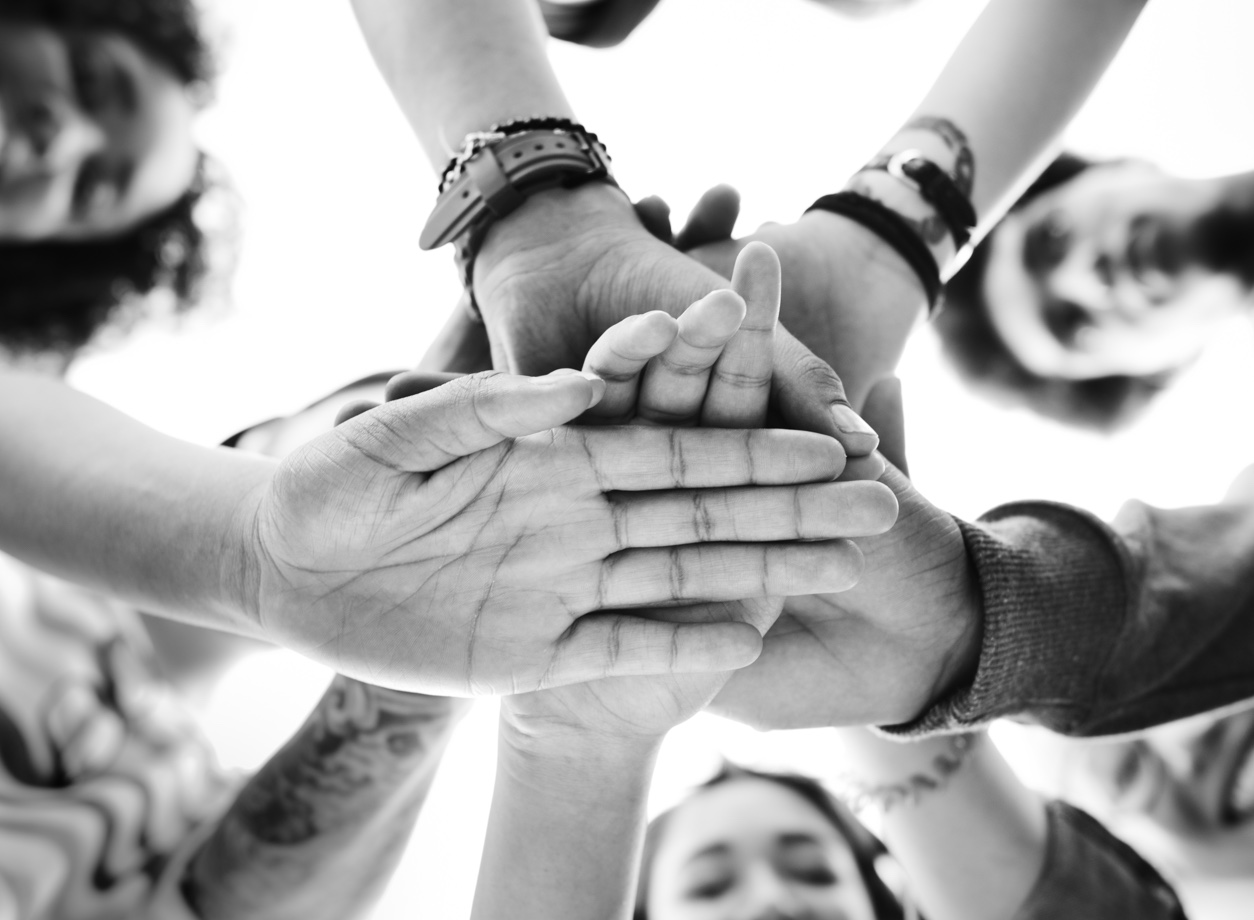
[2, 95, 105, 179]
[736, 865, 808, 920]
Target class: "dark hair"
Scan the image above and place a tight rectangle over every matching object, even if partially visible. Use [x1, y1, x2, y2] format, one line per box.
[935, 154, 1174, 430]
[0, 0, 214, 85]
[0, 0, 222, 359]
[633, 764, 905, 920]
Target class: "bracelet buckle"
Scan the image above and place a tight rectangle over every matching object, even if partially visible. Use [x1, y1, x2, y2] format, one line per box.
[885, 148, 927, 194]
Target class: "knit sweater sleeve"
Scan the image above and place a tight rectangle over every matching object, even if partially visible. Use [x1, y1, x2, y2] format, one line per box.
[895, 466, 1254, 736]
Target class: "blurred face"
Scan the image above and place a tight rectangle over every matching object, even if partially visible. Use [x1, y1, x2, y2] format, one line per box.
[1067, 708, 1254, 879]
[647, 778, 878, 920]
[982, 161, 1254, 381]
[0, 19, 198, 242]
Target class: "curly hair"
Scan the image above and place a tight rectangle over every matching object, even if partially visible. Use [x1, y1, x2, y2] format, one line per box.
[633, 764, 905, 920]
[0, 0, 222, 359]
[0, 0, 214, 85]
[934, 154, 1174, 431]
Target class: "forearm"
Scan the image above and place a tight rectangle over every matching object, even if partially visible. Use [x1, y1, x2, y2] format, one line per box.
[835, 729, 1046, 920]
[474, 723, 661, 920]
[901, 466, 1254, 736]
[854, 0, 1146, 266]
[183, 678, 468, 920]
[350, 0, 574, 169]
[0, 372, 269, 637]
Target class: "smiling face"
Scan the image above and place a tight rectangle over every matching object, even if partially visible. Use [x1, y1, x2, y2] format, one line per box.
[645, 777, 879, 920]
[0, 19, 198, 242]
[1067, 708, 1254, 879]
[981, 161, 1254, 381]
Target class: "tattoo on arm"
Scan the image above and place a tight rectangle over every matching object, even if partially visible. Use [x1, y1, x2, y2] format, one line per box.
[837, 733, 979, 814]
[182, 677, 464, 919]
[904, 116, 975, 198]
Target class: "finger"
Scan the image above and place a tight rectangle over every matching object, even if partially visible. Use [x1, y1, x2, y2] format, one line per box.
[596, 540, 866, 607]
[580, 311, 679, 423]
[861, 376, 908, 476]
[836, 453, 886, 482]
[334, 399, 380, 426]
[771, 327, 879, 456]
[577, 426, 846, 489]
[385, 370, 464, 402]
[701, 242, 779, 428]
[610, 480, 898, 548]
[340, 370, 606, 472]
[544, 616, 763, 686]
[634, 194, 674, 243]
[674, 184, 742, 251]
[637, 289, 746, 426]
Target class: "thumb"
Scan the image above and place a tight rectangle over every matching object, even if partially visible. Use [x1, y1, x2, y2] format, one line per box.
[336, 369, 606, 472]
[861, 376, 908, 476]
[770, 328, 879, 458]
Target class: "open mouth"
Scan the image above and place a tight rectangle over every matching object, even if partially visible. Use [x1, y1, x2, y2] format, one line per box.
[1220, 724, 1254, 826]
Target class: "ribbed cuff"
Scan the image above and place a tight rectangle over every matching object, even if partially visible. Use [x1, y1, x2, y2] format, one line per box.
[885, 502, 1129, 737]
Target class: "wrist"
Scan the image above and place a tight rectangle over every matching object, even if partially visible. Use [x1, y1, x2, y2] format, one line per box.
[497, 706, 664, 776]
[219, 469, 272, 638]
[844, 169, 957, 273]
[926, 555, 983, 708]
[475, 180, 635, 276]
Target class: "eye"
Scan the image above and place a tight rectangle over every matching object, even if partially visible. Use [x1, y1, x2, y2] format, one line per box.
[66, 37, 112, 114]
[1042, 298, 1093, 347]
[1025, 212, 1072, 274]
[777, 846, 839, 886]
[790, 866, 838, 886]
[1110, 742, 1167, 812]
[684, 876, 733, 900]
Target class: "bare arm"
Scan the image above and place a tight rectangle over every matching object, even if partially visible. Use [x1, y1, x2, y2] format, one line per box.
[181, 680, 468, 919]
[835, 729, 1047, 920]
[0, 370, 271, 637]
[474, 726, 659, 920]
[349, 0, 880, 452]
[685, 0, 1148, 407]
[833, 727, 1184, 919]
[349, 0, 573, 166]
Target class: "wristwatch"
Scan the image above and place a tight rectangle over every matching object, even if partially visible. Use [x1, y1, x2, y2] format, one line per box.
[419, 127, 616, 317]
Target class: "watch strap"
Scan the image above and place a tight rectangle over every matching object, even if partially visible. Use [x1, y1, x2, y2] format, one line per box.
[420, 129, 613, 252]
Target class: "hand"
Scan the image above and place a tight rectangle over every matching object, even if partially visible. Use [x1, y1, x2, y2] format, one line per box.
[243, 369, 873, 696]
[473, 181, 880, 456]
[499, 246, 898, 746]
[711, 378, 982, 729]
[643, 186, 929, 410]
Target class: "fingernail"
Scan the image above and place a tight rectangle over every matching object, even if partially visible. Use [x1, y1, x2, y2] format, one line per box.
[580, 371, 606, 406]
[830, 405, 879, 451]
[545, 368, 582, 377]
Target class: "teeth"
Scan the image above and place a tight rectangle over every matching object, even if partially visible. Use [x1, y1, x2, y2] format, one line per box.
[1226, 743, 1254, 820]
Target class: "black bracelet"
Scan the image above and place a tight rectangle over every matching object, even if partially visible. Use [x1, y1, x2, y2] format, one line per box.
[863, 150, 977, 253]
[806, 191, 942, 314]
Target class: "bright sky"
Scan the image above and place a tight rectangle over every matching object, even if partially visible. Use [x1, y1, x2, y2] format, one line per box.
[68, 0, 1254, 916]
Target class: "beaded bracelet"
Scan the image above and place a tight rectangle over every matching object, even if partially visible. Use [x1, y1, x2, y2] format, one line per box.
[806, 191, 943, 315]
[836, 733, 979, 814]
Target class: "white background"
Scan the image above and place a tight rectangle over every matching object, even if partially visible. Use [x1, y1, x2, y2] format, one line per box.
[67, 0, 1254, 916]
